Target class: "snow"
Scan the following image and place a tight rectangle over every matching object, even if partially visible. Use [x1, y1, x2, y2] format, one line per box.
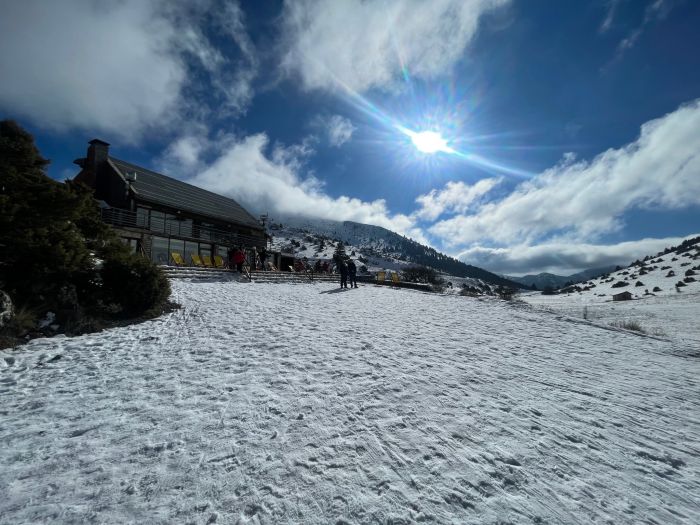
[1, 280, 699, 524]
[521, 245, 700, 347]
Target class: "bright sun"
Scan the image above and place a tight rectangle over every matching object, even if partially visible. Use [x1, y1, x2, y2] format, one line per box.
[409, 130, 452, 154]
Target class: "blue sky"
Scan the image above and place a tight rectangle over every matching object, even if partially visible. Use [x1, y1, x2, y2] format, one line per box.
[1, 0, 699, 275]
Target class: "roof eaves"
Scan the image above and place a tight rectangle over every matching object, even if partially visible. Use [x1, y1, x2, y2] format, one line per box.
[107, 158, 140, 195]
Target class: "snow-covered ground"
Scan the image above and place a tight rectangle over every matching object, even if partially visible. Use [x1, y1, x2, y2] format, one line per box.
[520, 244, 700, 348]
[2, 280, 699, 524]
[523, 290, 700, 348]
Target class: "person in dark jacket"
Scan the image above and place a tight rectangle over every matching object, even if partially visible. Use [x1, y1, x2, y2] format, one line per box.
[347, 259, 357, 288]
[259, 246, 268, 271]
[337, 258, 348, 288]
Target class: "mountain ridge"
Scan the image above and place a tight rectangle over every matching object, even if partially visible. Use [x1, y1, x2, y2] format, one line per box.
[269, 217, 525, 289]
[507, 266, 617, 290]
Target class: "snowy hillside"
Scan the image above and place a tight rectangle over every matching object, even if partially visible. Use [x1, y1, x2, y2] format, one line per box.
[1, 280, 699, 524]
[522, 236, 700, 347]
[507, 266, 617, 291]
[530, 235, 700, 299]
[269, 217, 523, 289]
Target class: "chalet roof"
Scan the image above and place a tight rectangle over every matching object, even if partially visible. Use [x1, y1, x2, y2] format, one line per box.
[612, 291, 633, 299]
[109, 157, 261, 229]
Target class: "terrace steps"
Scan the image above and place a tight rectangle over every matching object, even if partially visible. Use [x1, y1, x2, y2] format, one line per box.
[160, 266, 341, 284]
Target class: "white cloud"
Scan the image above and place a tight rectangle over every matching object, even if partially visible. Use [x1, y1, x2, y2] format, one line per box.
[430, 99, 700, 247]
[0, 1, 184, 138]
[414, 178, 501, 221]
[0, 0, 257, 139]
[605, 0, 673, 66]
[325, 115, 356, 147]
[184, 132, 427, 243]
[599, 0, 621, 33]
[280, 0, 509, 93]
[161, 134, 209, 171]
[458, 235, 698, 276]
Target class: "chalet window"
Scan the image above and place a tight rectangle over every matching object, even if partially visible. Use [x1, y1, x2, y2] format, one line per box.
[179, 219, 193, 238]
[122, 237, 139, 253]
[169, 239, 184, 258]
[184, 241, 199, 266]
[150, 211, 166, 233]
[151, 236, 169, 265]
[136, 207, 149, 228]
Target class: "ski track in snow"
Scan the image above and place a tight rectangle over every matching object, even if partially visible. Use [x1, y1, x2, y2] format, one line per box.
[1, 281, 699, 524]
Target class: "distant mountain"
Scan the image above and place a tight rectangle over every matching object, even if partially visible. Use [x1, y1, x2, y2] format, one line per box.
[532, 235, 700, 299]
[269, 217, 525, 289]
[507, 266, 617, 290]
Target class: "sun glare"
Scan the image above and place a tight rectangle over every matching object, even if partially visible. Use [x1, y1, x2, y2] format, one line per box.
[409, 130, 452, 154]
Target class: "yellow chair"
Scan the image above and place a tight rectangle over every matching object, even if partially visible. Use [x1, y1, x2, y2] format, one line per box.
[377, 271, 386, 282]
[202, 255, 214, 267]
[391, 272, 400, 284]
[213, 255, 226, 268]
[171, 252, 185, 266]
[191, 254, 204, 267]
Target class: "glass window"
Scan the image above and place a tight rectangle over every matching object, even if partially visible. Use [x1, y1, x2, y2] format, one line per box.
[150, 211, 165, 234]
[151, 236, 169, 265]
[199, 245, 212, 259]
[169, 239, 184, 262]
[179, 219, 193, 238]
[184, 241, 198, 265]
[136, 207, 149, 228]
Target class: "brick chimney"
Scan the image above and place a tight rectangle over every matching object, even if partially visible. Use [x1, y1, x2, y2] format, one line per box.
[73, 139, 110, 194]
[87, 138, 110, 171]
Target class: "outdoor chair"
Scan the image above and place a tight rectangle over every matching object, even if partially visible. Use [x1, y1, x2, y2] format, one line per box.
[191, 254, 204, 267]
[202, 255, 214, 267]
[377, 271, 386, 282]
[171, 252, 185, 266]
[391, 272, 400, 284]
[213, 255, 226, 268]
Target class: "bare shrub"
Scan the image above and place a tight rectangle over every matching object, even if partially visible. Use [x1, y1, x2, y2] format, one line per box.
[609, 320, 646, 333]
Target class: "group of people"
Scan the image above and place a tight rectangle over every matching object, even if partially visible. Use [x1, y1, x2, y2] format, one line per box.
[227, 246, 358, 288]
[227, 246, 269, 273]
[335, 257, 358, 289]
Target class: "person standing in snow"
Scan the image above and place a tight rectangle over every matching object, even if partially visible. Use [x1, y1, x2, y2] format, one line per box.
[227, 247, 235, 269]
[347, 259, 357, 288]
[337, 257, 348, 288]
[233, 247, 246, 273]
[259, 246, 268, 271]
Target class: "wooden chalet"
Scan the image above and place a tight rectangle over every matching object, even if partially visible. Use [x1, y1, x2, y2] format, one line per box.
[612, 291, 633, 301]
[73, 139, 267, 266]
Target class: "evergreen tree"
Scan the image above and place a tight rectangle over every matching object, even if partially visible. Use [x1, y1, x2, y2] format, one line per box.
[0, 120, 170, 334]
[0, 120, 95, 310]
[333, 241, 347, 262]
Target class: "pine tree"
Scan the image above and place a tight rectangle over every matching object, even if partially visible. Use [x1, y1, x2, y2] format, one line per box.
[0, 120, 170, 332]
[333, 241, 347, 262]
[0, 120, 95, 310]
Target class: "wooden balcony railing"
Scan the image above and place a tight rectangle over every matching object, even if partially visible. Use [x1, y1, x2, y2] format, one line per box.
[101, 207, 267, 249]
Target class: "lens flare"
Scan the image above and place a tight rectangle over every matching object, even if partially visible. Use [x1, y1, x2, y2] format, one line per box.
[407, 130, 453, 154]
[310, 57, 535, 178]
